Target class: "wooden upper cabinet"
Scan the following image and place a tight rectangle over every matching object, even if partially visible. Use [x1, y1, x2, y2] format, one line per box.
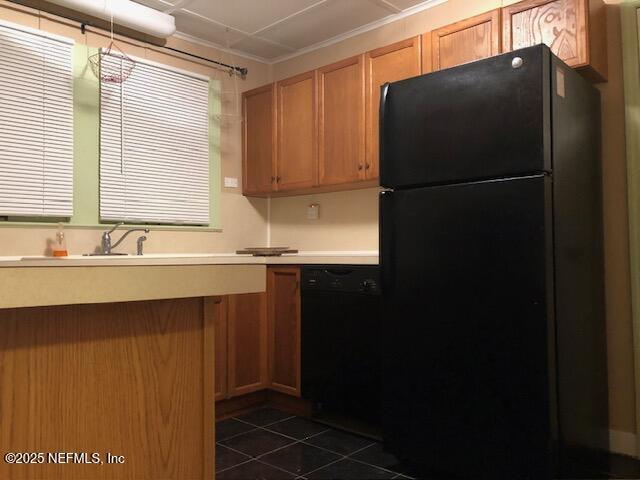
[318, 55, 366, 186]
[365, 37, 421, 180]
[242, 84, 276, 195]
[227, 293, 268, 397]
[268, 267, 301, 397]
[502, 0, 607, 82]
[276, 71, 318, 191]
[431, 9, 502, 71]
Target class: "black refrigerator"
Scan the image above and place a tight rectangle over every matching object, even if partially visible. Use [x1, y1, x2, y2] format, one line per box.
[379, 45, 608, 479]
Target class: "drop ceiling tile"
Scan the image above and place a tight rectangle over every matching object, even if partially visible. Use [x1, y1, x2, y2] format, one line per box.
[229, 36, 292, 60]
[258, 0, 391, 50]
[173, 12, 245, 47]
[180, 0, 323, 34]
[385, 0, 434, 9]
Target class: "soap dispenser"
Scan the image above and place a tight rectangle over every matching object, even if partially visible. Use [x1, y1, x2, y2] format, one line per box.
[52, 223, 68, 257]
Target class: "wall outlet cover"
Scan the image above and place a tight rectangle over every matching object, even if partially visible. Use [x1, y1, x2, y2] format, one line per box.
[224, 177, 238, 188]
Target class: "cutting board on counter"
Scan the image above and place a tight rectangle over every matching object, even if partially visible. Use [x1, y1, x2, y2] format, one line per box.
[235, 247, 298, 257]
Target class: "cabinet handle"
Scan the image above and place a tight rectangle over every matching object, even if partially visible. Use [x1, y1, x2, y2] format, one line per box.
[276, 176, 281, 182]
[358, 165, 363, 171]
[365, 164, 370, 170]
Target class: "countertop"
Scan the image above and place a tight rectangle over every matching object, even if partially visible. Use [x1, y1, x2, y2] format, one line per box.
[0, 252, 378, 309]
[0, 251, 379, 267]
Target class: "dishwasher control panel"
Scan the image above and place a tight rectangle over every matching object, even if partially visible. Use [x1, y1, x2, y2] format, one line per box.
[302, 265, 380, 295]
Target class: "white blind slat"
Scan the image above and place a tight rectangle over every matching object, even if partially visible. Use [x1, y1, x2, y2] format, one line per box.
[100, 55, 210, 225]
[0, 22, 74, 218]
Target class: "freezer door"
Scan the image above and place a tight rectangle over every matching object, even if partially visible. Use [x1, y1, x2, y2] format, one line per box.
[380, 45, 551, 189]
[380, 175, 556, 478]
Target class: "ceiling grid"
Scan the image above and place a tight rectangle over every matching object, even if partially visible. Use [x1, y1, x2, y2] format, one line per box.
[132, 0, 447, 63]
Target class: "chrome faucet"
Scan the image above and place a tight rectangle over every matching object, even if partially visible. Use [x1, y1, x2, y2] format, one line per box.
[101, 222, 150, 255]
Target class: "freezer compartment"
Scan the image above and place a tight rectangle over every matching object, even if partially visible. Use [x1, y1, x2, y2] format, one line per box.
[380, 45, 551, 189]
[380, 175, 556, 478]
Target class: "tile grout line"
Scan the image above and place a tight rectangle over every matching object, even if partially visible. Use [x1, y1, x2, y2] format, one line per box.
[219, 412, 403, 478]
[255, 456, 315, 478]
[232, 414, 296, 429]
[298, 456, 347, 478]
[215, 442, 254, 459]
[345, 443, 416, 478]
[215, 456, 255, 475]
[216, 426, 260, 443]
[300, 438, 377, 459]
[262, 425, 332, 443]
[255, 439, 304, 461]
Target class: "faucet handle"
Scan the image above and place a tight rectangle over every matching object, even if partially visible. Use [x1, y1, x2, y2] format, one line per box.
[106, 222, 124, 235]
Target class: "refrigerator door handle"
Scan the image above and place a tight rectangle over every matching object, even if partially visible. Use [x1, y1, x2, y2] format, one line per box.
[379, 83, 390, 181]
[380, 189, 394, 297]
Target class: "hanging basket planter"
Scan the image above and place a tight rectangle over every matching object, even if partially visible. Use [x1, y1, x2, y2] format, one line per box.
[89, 41, 136, 84]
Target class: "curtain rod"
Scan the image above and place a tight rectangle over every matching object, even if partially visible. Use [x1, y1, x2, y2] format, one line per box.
[79, 23, 248, 78]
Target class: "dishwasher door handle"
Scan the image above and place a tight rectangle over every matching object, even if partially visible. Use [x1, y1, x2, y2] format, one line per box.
[323, 268, 355, 276]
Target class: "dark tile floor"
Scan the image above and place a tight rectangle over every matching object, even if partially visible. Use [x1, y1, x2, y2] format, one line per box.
[216, 408, 412, 479]
[216, 407, 640, 479]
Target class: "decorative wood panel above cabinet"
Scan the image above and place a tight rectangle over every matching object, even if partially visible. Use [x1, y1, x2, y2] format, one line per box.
[318, 55, 366, 186]
[365, 37, 422, 180]
[268, 267, 301, 397]
[431, 9, 502, 71]
[242, 84, 276, 195]
[502, 0, 607, 82]
[276, 71, 318, 191]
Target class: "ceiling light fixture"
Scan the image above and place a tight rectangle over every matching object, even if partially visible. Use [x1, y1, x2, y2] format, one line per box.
[46, 0, 176, 38]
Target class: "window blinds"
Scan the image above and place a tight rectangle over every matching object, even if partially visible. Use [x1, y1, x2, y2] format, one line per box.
[100, 55, 210, 225]
[0, 21, 74, 217]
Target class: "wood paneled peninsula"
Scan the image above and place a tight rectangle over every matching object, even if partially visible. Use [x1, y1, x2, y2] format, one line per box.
[0, 254, 376, 480]
[0, 261, 266, 480]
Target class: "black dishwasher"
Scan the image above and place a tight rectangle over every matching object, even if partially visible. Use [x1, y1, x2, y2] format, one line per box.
[301, 265, 381, 426]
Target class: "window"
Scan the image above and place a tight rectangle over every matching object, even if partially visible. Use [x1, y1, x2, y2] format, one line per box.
[99, 55, 210, 225]
[0, 21, 74, 217]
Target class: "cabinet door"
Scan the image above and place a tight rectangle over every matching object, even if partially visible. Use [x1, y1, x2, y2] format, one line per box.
[318, 55, 366, 186]
[214, 297, 227, 402]
[502, 0, 606, 81]
[276, 71, 318, 191]
[242, 84, 276, 195]
[431, 9, 501, 71]
[268, 267, 301, 396]
[227, 293, 268, 397]
[365, 37, 421, 180]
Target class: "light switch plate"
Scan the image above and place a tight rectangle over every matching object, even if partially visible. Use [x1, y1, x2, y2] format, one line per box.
[307, 203, 319, 220]
[224, 177, 238, 188]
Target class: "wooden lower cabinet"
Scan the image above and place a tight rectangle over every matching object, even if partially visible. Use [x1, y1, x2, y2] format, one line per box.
[227, 292, 269, 397]
[215, 268, 302, 401]
[214, 296, 228, 401]
[268, 267, 302, 396]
